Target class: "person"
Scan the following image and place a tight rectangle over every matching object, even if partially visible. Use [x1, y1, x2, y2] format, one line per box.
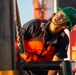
[16, 7, 76, 75]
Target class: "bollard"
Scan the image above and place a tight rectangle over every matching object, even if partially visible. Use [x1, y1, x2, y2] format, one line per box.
[61, 60, 72, 75]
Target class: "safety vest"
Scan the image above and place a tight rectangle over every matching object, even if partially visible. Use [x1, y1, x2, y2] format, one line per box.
[24, 36, 55, 62]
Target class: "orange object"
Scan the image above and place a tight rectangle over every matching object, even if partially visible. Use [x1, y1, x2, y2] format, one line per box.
[15, 41, 19, 62]
[23, 40, 55, 62]
[73, 68, 76, 75]
[33, 0, 42, 19]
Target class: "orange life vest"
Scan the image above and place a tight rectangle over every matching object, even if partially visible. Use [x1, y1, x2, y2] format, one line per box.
[24, 39, 55, 62]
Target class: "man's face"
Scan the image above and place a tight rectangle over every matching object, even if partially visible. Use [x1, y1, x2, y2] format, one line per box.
[49, 11, 69, 34]
[52, 11, 68, 25]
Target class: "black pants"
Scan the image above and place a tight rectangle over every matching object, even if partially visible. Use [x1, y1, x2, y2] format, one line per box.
[24, 70, 48, 75]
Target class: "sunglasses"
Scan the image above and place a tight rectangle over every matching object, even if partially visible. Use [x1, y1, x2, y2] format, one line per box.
[57, 11, 67, 19]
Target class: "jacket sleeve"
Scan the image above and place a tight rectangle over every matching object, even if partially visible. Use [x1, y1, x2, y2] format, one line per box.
[54, 34, 69, 59]
[22, 19, 42, 40]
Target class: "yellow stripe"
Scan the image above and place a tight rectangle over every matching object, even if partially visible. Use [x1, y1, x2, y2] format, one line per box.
[0, 70, 19, 75]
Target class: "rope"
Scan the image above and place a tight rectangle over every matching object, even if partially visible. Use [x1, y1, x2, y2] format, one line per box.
[15, 0, 25, 75]
[15, 0, 25, 54]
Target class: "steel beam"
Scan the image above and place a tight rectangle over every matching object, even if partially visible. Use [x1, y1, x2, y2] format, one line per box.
[0, 0, 16, 70]
[22, 60, 72, 75]
[22, 61, 62, 70]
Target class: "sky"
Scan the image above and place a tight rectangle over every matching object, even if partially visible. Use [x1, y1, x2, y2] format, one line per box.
[17, 0, 54, 26]
[17, 0, 34, 26]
